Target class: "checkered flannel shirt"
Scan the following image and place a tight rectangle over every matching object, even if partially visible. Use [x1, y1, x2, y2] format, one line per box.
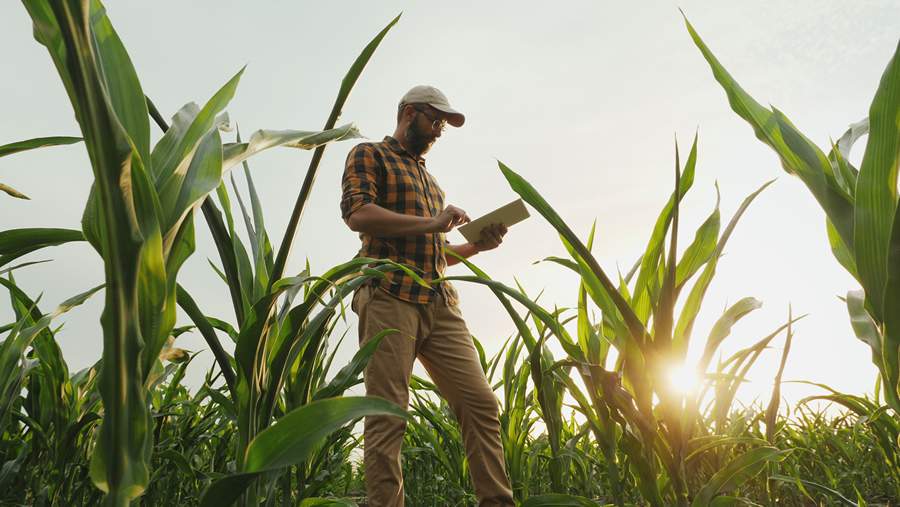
[341, 136, 459, 305]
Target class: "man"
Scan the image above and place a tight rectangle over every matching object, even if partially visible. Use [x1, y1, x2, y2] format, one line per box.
[340, 85, 514, 507]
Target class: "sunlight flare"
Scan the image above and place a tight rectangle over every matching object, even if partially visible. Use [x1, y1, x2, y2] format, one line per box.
[667, 363, 700, 395]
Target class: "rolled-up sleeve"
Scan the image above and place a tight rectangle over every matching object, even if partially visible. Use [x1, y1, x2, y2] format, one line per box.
[341, 143, 379, 220]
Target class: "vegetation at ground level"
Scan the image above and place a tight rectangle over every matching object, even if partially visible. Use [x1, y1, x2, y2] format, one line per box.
[1, 2, 898, 506]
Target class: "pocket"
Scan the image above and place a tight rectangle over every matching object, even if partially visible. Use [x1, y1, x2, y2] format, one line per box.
[351, 284, 372, 314]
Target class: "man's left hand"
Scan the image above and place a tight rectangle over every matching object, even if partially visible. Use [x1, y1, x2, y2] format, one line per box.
[474, 223, 508, 252]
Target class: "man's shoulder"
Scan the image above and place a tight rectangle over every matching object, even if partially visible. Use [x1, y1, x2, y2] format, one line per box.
[350, 139, 390, 152]
[347, 140, 389, 160]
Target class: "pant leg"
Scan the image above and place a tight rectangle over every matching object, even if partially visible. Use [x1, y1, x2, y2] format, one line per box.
[417, 301, 515, 507]
[354, 285, 420, 507]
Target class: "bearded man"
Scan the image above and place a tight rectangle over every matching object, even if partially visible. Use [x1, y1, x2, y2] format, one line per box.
[340, 85, 514, 507]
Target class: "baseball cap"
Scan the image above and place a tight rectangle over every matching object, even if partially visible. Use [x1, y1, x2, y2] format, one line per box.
[398, 85, 465, 127]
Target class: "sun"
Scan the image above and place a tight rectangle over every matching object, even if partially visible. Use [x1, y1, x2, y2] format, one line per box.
[667, 363, 700, 395]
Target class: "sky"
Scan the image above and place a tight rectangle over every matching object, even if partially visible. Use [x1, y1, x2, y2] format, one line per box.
[2, 1, 899, 411]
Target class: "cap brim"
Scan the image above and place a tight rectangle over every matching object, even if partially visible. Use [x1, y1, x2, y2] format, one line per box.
[430, 103, 465, 127]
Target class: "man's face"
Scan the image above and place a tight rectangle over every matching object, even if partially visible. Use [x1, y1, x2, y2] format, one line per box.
[404, 105, 446, 157]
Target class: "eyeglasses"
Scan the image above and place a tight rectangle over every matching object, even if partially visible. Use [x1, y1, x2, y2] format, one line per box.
[412, 105, 447, 132]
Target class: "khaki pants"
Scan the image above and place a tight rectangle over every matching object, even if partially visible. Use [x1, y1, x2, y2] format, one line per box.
[352, 284, 514, 507]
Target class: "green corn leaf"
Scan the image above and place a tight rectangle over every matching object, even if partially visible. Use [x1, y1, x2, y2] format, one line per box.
[498, 160, 647, 346]
[676, 185, 720, 289]
[0, 135, 81, 158]
[769, 474, 858, 506]
[827, 217, 859, 281]
[829, 119, 867, 196]
[696, 297, 763, 374]
[653, 143, 684, 349]
[577, 276, 603, 365]
[692, 447, 790, 506]
[229, 171, 267, 301]
[685, 15, 855, 250]
[0, 283, 103, 437]
[684, 435, 770, 463]
[313, 329, 395, 400]
[855, 40, 900, 322]
[846, 290, 883, 373]
[0, 260, 52, 277]
[635, 133, 698, 312]
[176, 285, 236, 396]
[673, 180, 772, 354]
[441, 274, 582, 359]
[835, 117, 869, 161]
[0, 228, 84, 270]
[152, 68, 244, 185]
[88, 0, 150, 166]
[200, 397, 407, 507]
[261, 272, 390, 421]
[765, 308, 794, 443]
[214, 182, 254, 315]
[221, 124, 361, 172]
[158, 127, 224, 239]
[882, 199, 900, 411]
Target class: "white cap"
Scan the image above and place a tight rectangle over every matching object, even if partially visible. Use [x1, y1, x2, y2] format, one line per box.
[398, 85, 465, 127]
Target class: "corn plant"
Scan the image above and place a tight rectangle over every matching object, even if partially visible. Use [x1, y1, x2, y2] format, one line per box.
[15, 1, 397, 504]
[685, 15, 900, 415]
[440, 136, 805, 505]
[0, 274, 103, 505]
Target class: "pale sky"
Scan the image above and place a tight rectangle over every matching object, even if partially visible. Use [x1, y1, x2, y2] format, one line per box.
[2, 1, 899, 409]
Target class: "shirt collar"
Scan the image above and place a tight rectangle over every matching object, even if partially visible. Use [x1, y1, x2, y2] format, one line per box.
[384, 136, 425, 163]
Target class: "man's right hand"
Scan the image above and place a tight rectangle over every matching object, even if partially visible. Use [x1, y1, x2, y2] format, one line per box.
[430, 204, 470, 233]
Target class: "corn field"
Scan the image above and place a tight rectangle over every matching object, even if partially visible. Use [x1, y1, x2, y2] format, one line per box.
[1, 2, 899, 506]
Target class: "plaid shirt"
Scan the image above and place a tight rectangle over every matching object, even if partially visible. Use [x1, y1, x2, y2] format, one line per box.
[341, 136, 459, 305]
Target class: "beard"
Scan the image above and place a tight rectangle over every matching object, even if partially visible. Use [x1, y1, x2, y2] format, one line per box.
[405, 122, 436, 157]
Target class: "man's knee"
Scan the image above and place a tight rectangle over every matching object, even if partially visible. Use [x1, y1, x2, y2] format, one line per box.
[455, 382, 501, 427]
[365, 414, 408, 446]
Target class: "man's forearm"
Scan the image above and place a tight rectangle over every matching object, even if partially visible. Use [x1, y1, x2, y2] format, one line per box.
[346, 203, 435, 237]
[445, 243, 479, 266]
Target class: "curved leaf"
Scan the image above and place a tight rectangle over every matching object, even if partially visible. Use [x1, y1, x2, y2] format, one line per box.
[200, 397, 406, 507]
[692, 447, 790, 506]
[684, 15, 855, 248]
[676, 185, 720, 288]
[673, 180, 773, 353]
[0, 228, 84, 270]
[221, 124, 361, 172]
[0, 183, 29, 200]
[313, 329, 395, 400]
[0, 136, 81, 158]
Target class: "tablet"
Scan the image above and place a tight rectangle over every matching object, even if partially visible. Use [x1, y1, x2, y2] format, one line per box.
[457, 198, 530, 243]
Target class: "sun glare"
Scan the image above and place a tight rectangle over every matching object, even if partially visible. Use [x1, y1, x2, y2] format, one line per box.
[667, 363, 700, 395]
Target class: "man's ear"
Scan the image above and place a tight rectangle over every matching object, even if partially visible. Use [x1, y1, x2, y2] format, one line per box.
[397, 104, 413, 125]
[402, 104, 418, 121]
